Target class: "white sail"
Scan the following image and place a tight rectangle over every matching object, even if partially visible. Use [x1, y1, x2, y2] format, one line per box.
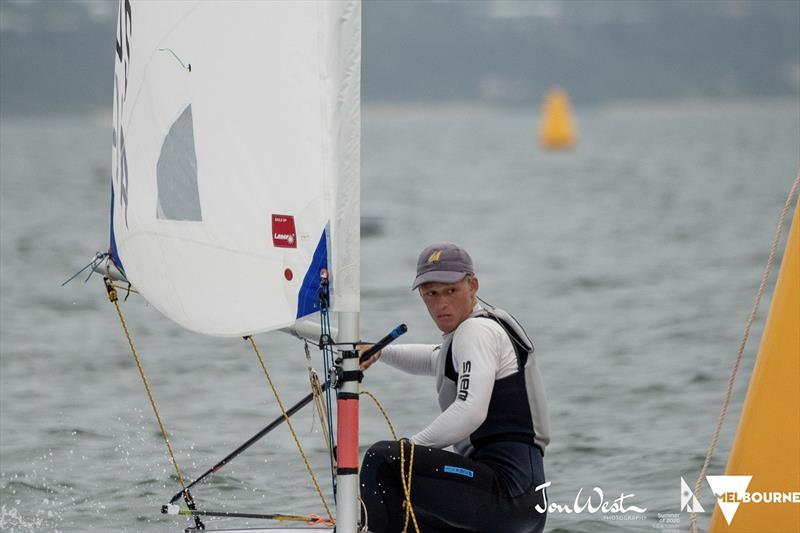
[110, 0, 360, 337]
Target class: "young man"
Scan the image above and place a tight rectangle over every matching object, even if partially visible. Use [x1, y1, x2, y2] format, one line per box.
[359, 243, 550, 533]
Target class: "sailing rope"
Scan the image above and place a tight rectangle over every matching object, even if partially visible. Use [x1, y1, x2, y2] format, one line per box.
[690, 173, 800, 533]
[305, 342, 333, 456]
[246, 336, 334, 522]
[110, 282, 139, 295]
[399, 440, 420, 533]
[103, 278, 204, 530]
[360, 390, 397, 438]
[361, 389, 420, 533]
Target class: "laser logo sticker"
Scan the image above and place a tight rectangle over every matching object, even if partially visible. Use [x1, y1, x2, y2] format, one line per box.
[272, 214, 297, 248]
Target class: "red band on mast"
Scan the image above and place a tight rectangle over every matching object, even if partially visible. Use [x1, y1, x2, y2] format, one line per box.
[336, 397, 359, 469]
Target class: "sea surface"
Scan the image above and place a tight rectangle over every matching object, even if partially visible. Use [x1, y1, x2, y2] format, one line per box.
[1, 99, 798, 532]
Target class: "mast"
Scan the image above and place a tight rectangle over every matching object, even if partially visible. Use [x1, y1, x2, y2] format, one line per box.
[325, 0, 362, 528]
[336, 311, 361, 532]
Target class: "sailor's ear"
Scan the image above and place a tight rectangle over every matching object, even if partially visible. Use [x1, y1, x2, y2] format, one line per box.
[469, 275, 479, 292]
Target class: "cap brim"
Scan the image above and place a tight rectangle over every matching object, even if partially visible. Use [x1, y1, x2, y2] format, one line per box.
[411, 271, 468, 290]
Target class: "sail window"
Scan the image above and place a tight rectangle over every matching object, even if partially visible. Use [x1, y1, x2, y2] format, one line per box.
[156, 105, 202, 221]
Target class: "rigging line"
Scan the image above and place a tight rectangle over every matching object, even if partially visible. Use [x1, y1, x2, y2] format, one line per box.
[305, 341, 333, 457]
[83, 266, 98, 284]
[62, 252, 108, 286]
[163, 505, 334, 526]
[360, 390, 397, 440]
[319, 274, 338, 496]
[690, 173, 800, 533]
[246, 336, 334, 522]
[303, 338, 364, 349]
[399, 440, 420, 533]
[168, 381, 330, 504]
[320, 315, 337, 496]
[360, 390, 418, 533]
[311, 370, 331, 454]
[359, 497, 369, 533]
[111, 282, 138, 296]
[103, 278, 204, 531]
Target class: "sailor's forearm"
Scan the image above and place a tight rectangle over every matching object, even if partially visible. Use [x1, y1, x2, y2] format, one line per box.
[380, 344, 438, 375]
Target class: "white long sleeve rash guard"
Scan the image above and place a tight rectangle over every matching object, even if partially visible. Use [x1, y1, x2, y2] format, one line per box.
[379, 306, 518, 450]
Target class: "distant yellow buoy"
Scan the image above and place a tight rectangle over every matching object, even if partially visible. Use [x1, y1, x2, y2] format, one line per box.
[538, 88, 576, 150]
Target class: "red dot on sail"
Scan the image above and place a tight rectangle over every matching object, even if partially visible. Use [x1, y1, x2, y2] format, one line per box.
[284, 268, 293, 281]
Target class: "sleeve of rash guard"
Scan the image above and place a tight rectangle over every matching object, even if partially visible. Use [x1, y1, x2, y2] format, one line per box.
[410, 319, 500, 448]
[379, 344, 439, 376]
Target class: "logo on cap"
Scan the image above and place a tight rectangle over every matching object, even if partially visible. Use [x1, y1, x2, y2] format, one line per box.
[427, 250, 442, 263]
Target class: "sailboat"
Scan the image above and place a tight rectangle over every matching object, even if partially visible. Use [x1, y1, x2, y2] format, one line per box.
[707, 194, 799, 531]
[99, 1, 374, 531]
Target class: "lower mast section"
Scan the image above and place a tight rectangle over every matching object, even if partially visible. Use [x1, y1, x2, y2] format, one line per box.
[336, 311, 361, 533]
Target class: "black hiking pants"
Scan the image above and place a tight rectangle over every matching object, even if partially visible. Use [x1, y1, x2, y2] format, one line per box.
[360, 440, 547, 533]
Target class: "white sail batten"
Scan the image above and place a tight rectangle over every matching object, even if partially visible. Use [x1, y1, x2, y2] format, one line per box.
[110, 1, 361, 336]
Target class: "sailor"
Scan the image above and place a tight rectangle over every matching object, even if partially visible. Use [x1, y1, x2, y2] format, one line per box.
[359, 243, 550, 533]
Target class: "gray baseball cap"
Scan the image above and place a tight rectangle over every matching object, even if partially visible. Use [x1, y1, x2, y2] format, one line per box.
[412, 243, 474, 290]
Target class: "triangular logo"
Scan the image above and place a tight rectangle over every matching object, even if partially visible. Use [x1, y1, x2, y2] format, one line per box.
[706, 475, 752, 525]
[427, 250, 442, 263]
[681, 477, 705, 512]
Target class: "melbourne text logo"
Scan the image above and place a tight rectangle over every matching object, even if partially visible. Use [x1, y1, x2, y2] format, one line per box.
[705, 475, 800, 525]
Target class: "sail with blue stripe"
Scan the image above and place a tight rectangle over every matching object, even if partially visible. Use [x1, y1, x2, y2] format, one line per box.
[108, 1, 360, 337]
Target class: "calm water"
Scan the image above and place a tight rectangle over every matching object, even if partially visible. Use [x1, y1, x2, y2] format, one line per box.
[1, 100, 798, 532]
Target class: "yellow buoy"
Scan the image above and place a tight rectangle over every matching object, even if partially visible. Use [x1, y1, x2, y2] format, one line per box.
[538, 87, 576, 150]
[709, 200, 800, 532]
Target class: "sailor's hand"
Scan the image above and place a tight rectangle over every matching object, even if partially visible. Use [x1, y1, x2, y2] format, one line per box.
[358, 343, 381, 370]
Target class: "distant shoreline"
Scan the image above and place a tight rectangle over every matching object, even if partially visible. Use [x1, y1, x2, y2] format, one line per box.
[362, 96, 800, 119]
[1, 95, 797, 123]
